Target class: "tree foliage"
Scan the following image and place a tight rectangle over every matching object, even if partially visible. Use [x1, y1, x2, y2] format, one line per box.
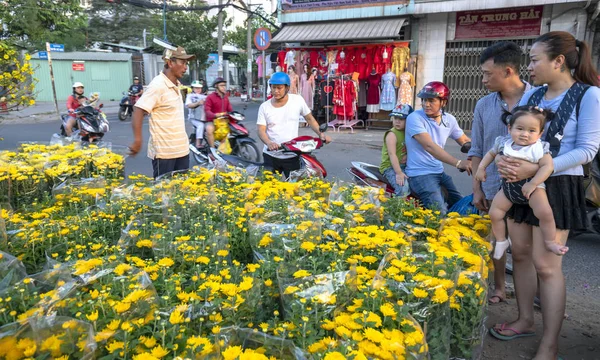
[166, 8, 230, 77]
[225, 8, 277, 70]
[87, 1, 159, 48]
[0, 0, 86, 51]
[0, 42, 36, 112]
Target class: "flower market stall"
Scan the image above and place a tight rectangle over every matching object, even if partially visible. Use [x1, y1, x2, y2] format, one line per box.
[0, 143, 491, 360]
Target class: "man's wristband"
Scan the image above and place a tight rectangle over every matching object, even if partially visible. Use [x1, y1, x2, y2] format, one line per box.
[455, 160, 462, 168]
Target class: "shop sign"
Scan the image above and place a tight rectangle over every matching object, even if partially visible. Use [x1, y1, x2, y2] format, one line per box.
[72, 62, 85, 71]
[281, 0, 393, 10]
[455, 6, 543, 40]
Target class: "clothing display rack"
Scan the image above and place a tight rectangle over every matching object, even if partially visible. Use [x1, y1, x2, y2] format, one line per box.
[327, 74, 363, 133]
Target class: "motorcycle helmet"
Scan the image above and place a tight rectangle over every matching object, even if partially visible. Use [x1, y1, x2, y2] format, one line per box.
[417, 81, 450, 101]
[390, 104, 413, 119]
[72, 82, 84, 89]
[191, 80, 203, 88]
[133, 76, 139, 80]
[212, 77, 226, 88]
[269, 72, 290, 86]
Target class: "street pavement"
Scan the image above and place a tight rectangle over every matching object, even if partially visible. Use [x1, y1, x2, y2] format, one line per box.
[1, 100, 599, 303]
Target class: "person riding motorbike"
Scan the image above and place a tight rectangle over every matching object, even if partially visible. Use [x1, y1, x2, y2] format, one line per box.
[129, 76, 144, 98]
[65, 82, 88, 136]
[257, 71, 331, 177]
[404, 81, 472, 215]
[204, 77, 232, 147]
[186, 80, 207, 148]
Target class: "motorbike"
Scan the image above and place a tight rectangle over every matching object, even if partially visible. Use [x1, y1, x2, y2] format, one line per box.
[347, 141, 473, 197]
[207, 123, 330, 180]
[188, 111, 260, 165]
[59, 102, 109, 143]
[118, 91, 139, 121]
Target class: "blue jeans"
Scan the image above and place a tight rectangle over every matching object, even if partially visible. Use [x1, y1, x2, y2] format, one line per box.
[382, 166, 410, 197]
[408, 172, 463, 215]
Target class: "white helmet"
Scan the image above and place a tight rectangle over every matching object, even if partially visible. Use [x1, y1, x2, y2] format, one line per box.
[72, 82, 84, 88]
[191, 80, 203, 88]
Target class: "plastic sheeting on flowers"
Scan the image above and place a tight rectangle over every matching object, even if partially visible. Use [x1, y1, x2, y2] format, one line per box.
[0, 315, 96, 359]
[0, 250, 27, 291]
[215, 326, 307, 360]
[449, 272, 488, 360]
[278, 270, 355, 319]
[373, 252, 455, 360]
[118, 214, 182, 258]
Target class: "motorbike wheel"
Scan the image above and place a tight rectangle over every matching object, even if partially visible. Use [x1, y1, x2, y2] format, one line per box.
[236, 142, 260, 163]
[118, 107, 128, 121]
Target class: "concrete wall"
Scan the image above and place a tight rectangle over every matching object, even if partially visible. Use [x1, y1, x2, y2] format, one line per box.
[414, 13, 448, 109]
[31, 59, 132, 102]
[548, 2, 589, 39]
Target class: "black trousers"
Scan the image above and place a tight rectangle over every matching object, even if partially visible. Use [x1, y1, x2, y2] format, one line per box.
[263, 153, 301, 178]
[152, 155, 189, 179]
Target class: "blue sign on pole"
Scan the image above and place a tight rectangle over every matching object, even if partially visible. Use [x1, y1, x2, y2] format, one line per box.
[38, 51, 48, 60]
[49, 43, 64, 52]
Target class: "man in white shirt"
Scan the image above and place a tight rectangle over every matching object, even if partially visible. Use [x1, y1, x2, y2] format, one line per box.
[257, 72, 331, 177]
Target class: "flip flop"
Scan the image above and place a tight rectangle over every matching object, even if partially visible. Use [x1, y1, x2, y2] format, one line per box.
[488, 295, 506, 305]
[489, 323, 536, 341]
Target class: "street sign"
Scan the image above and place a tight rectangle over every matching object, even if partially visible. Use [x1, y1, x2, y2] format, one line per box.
[38, 51, 48, 60]
[253, 28, 271, 51]
[49, 43, 64, 52]
[72, 62, 85, 71]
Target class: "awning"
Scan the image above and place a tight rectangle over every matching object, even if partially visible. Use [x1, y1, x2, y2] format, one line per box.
[272, 18, 406, 43]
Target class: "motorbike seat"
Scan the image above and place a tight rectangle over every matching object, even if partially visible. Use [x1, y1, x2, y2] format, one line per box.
[351, 162, 388, 183]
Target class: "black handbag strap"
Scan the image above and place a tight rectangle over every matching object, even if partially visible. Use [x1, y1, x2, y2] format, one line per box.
[527, 82, 590, 157]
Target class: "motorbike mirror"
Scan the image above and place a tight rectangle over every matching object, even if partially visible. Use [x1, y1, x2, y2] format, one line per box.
[99, 103, 104, 109]
[318, 122, 328, 133]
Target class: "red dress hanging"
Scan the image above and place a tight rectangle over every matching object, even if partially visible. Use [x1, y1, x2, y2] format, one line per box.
[358, 48, 369, 80]
[278, 50, 286, 71]
[366, 73, 381, 105]
[309, 50, 319, 68]
[333, 78, 356, 119]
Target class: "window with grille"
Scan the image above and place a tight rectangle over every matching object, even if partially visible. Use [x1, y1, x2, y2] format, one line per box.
[443, 39, 534, 130]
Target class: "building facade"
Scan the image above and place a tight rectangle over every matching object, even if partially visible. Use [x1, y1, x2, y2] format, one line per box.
[274, 0, 599, 129]
[30, 52, 133, 102]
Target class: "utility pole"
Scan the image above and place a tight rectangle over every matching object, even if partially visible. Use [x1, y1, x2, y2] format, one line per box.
[217, 0, 224, 77]
[245, 3, 252, 97]
[163, 0, 167, 40]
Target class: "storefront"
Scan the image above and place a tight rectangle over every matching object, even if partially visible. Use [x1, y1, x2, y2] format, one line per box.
[269, 17, 413, 131]
[442, 5, 544, 129]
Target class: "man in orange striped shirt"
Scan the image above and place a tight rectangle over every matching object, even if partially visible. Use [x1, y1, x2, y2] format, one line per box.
[129, 46, 195, 178]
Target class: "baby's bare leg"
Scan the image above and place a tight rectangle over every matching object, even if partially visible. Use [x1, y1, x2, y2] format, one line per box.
[489, 191, 514, 259]
[529, 188, 568, 256]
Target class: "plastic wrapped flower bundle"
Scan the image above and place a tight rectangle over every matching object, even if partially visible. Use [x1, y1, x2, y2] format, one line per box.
[0, 143, 125, 209]
[0, 147, 492, 360]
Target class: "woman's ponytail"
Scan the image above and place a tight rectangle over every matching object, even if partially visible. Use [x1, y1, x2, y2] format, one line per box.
[574, 40, 599, 86]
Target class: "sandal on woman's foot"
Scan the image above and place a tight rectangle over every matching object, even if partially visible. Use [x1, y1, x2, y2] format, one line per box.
[489, 323, 535, 341]
[488, 294, 506, 305]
